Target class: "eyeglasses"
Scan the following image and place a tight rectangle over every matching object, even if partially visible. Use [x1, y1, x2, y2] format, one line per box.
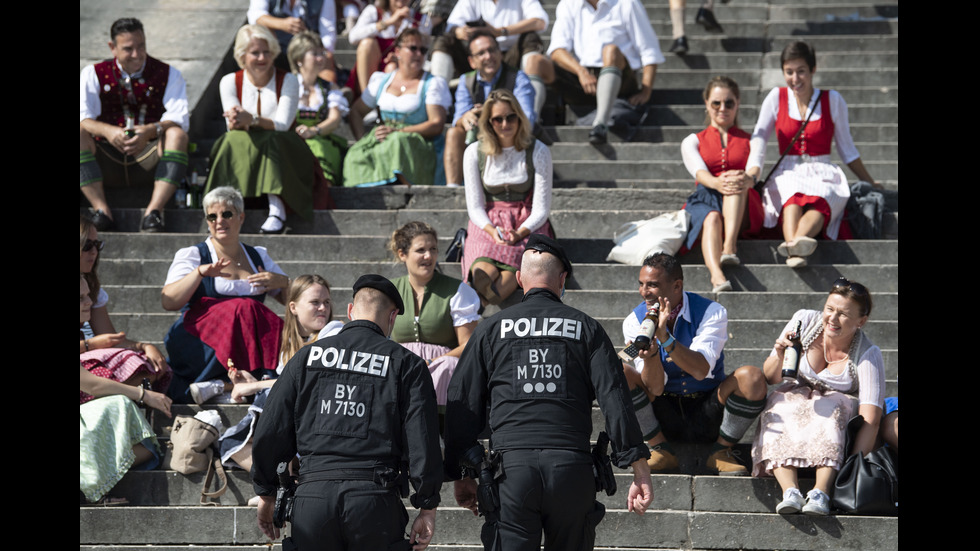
[401, 45, 428, 55]
[490, 113, 518, 126]
[206, 210, 235, 223]
[710, 99, 736, 110]
[470, 45, 500, 58]
[82, 239, 104, 253]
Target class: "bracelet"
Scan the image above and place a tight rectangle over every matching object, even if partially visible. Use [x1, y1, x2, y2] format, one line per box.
[138, 386, 145, 405]
[500, 26, 508, 36]
[84, 339, 90, 351]
[197, 265, 206, 277]
[155, 123, 163, 139]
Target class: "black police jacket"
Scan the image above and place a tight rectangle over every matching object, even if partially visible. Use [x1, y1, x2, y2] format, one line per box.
[444, 288, 649, 478]
[252, 320, 442, 509]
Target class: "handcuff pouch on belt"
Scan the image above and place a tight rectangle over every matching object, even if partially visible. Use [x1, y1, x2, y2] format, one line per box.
[274, 461, 298, 529]
[460, 444, 502, 516]
[591, 431, 617, 496]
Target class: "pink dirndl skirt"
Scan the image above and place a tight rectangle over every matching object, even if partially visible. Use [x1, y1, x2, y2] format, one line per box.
[461, 199, 554, 283]
[79, 348, 173, 404]
[399, 342, 457, 407]
[751, 381, 859, 477]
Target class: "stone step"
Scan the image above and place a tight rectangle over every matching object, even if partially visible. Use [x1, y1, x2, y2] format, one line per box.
[559, 103, 897, 127]
[79, 505, 898, 549]
[97, 236, 898, 269]
[547, 142, 898, 162]
[543, 123, 897, 144]
[108, 468, 824, 512]
[105, 281, 898, 320]
[551, 158, 898, 181]
[98, 309, 899, 351]
[98, 245, 900, 282]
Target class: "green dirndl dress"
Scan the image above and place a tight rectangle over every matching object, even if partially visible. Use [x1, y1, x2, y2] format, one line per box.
[297, 78, 348, 184]
[79, 395, 160, 502]
[342, 72, 444, 187]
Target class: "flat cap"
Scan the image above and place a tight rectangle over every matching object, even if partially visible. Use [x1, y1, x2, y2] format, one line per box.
[352, 274, 405, 314]
[524, 234, 572, 278]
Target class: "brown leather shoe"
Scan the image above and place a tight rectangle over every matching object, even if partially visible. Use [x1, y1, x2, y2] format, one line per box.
[647, 445, 679, 473]
[706, 447, 748, 476]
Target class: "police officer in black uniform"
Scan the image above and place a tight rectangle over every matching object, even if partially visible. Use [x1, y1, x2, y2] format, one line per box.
[252, 274, 443, 550]
[444, 235, 654, 551]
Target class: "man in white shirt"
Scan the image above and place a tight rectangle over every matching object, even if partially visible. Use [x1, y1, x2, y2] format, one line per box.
[430, 0, 556, 120]
[622, 253, 767, 475]
[79, 17, 190, 232]
[546, 0, 665, 144]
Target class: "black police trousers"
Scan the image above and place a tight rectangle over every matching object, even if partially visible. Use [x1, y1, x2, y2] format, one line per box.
[290, 479, 410, 550]
[490, 448, 605, 551]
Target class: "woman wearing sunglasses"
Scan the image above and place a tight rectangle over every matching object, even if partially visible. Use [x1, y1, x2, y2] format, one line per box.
[681, 76, 761, 293]
[747, 41, 879, 268]
[344, 0, 431, 99]
[205, 24, 321, 235]
[80, 215, 172, 401]
[461, 89, 553, 305]
[750, 277, 884, 515]
[161, 186, 290, 404]
[343, 28, 451, 187]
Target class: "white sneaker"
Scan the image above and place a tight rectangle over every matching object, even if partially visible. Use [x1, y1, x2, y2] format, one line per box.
[803, 488, 831, 516]
[776, 487, 805, 514]
[189, 379, 225, 405]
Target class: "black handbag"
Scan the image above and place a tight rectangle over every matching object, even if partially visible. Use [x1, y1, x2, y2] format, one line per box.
[445, 228, 467, 263]
[832, 414, 898, 515]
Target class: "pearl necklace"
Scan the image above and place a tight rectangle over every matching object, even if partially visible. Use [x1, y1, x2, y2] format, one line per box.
[823, 335, 850, 365]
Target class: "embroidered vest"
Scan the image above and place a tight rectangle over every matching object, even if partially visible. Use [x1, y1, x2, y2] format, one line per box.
[94, 56, 170, 127]
[632, 292, 726, 394]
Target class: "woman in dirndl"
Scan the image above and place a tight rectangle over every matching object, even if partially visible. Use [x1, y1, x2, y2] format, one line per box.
[751, 277, 884, 516]
[461, 89, 553, 305]
[205, 24, 316, 234]
[746, 41, 879, 268]
[343, 28, 450, 187]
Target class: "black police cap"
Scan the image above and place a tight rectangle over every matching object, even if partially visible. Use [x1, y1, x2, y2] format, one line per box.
[352, 274, 405, 314]
[524, 234, 572, 278]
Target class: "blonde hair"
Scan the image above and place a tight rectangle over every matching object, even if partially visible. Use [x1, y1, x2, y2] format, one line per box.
[478, 89, 533, 156]
[233, 24, 281, 69]
[279, 274, 333, 364]
[286, 31, 321, 74]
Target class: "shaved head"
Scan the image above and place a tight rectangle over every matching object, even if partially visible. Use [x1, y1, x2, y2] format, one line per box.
[517, 250, 566, 294]
[349, 288, 399, 334]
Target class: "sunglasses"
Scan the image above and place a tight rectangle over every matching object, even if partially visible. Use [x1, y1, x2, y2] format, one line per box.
[831, 277, 870, 314]
[401, 45, 428, 55]
[710, 99, 736, 109]
[82, 239, 104, 253]
[490, 113, 519, 126]
[470, 45, 500, 58]
[206, 210, 235, 223]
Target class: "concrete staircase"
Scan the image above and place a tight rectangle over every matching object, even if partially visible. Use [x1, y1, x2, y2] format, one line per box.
[80, 0, 898, 548]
